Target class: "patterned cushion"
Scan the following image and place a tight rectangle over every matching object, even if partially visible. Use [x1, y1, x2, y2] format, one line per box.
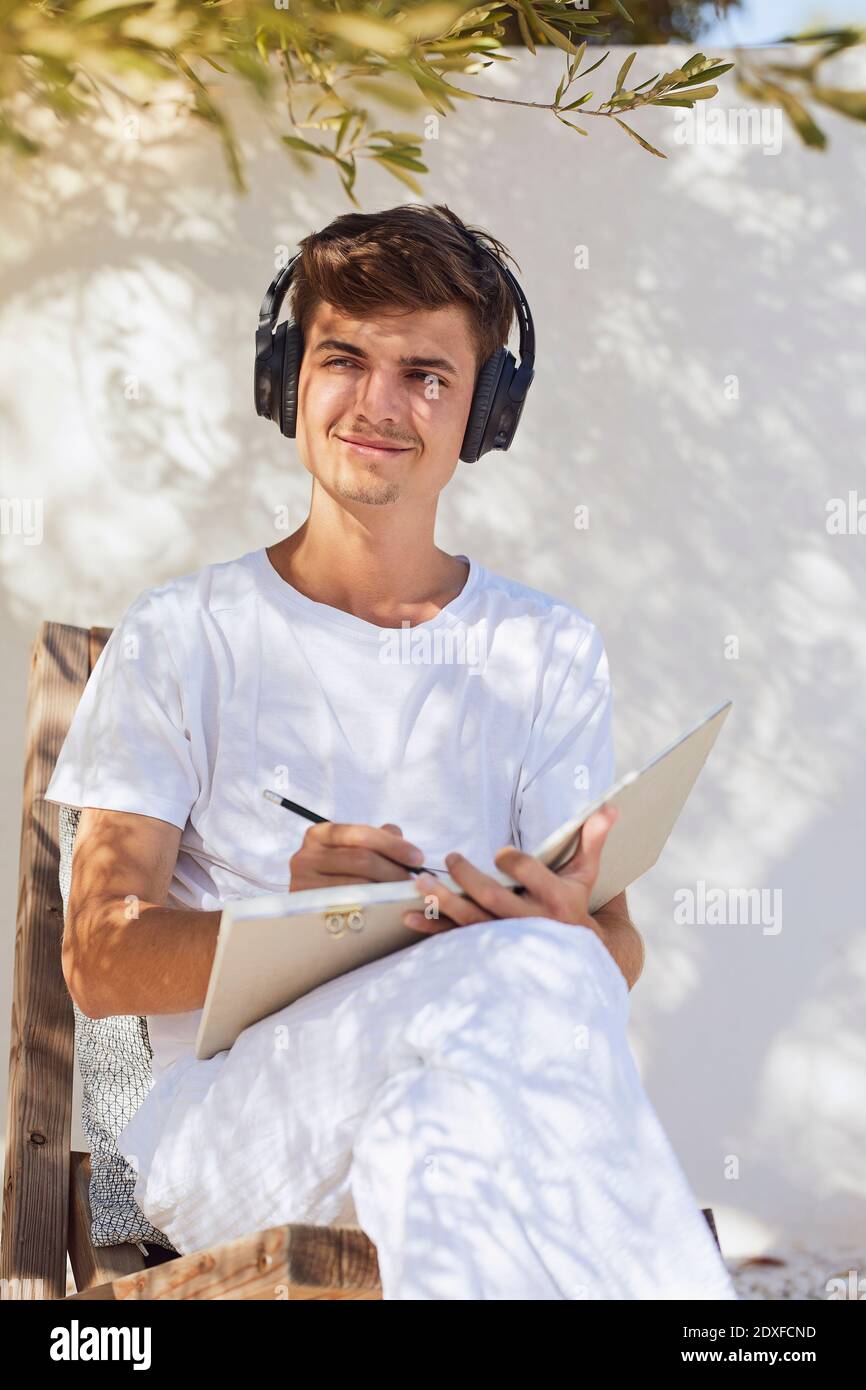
[58, 804, 177, 1253]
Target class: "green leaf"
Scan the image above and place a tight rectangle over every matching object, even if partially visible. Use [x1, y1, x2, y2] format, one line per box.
[568, 40, 587, 81]
[368, 146, 428, 171]
[334, 111, 353, 152]
[368, 129, 426, 144]
[431, 34, 502, 54]
[395, 3, 467, 41]
[673, 84, 718, 101]
[769, 85, 828, 147]
[561, 90, 592, 110]
[34, 84, 88, 119]
[315, 14, 411, 57]
[554, 112, 588, 136]
[375, 158, 424, 195]
[340, 156, 357, 195]
[681, 53, 707, 76]
[27, 53, 76, 86]
[172, 51, 207, 94]
[339, 175, 361, 210]
[534, 15, 580, 56]
[673, 64, 734, 89]
[609, 0, 634, 21]
[222, 50, 271, 100]
[0, 116, 40, 156]
[282, 134, 325, 156]
[615, 51, 636, 94]
[613, 117, 666, 158]
[769, 27, 864, 46]
[811, 86, 866, 122]
[105, 46, 179, 83]
[577, 51, 610, 81]
[515, 4, 536, 55]
[212, 117, 246, 194]
[348, 74, 427, 114]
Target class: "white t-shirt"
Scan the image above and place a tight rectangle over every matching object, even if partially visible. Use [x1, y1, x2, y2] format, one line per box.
[44, 545, 616, 1078]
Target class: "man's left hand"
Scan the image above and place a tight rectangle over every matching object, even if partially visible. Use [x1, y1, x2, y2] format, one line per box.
[402, 806, 644, 991]
[402, 806, 645, 991]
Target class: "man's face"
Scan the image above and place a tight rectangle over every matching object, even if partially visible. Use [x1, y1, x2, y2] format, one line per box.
[294, 299, 480, 507]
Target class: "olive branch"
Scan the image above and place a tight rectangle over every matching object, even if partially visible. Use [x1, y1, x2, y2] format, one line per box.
[2, 1, 865, 200]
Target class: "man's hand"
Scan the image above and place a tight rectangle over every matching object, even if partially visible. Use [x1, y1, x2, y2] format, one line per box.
[289, 821, 424, 892]
[402, 804, 641, 976]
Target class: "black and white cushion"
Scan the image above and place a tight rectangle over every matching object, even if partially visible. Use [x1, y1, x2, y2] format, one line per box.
[58, 804, 177, 1253]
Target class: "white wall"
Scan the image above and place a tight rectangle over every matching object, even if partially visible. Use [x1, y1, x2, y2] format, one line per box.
[2, 44, 864, 1262]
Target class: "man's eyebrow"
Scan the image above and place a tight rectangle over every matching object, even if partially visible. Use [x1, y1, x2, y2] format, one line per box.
[313, 338, 460, 375]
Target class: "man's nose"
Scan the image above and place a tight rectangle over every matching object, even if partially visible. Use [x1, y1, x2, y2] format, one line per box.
[353, 366, 407, 422]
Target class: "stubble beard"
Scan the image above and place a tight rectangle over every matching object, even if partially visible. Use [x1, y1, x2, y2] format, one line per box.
[333, 474, 402, 506]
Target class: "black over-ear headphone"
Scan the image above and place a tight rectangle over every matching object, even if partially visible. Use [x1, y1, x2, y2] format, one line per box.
[253, 228, 536, 463]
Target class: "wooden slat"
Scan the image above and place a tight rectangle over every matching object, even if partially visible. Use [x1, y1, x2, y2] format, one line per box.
[69, 634, 148, 1295]
[1, 622, 93, 1301]
[68, 1151, 146, 1293]
[65, 1223, 382, 1301]
[68, 1213, 717, 1301]
[88, 627, 112, 675]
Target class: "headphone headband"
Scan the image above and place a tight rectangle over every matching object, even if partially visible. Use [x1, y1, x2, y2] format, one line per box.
[255, 252, 301, 357]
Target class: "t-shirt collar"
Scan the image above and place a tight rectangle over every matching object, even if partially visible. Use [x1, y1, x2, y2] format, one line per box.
[247, 544, 482, 639]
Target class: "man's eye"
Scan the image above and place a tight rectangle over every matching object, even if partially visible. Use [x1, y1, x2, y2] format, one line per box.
[411, 371, 447, 388]
[324, 360, 447, 388]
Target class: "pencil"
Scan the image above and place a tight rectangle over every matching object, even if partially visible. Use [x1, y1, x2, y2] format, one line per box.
[262, 788, 440, 878]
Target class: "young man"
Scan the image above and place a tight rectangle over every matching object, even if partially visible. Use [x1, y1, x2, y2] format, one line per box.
[44, 203, 736, 1300]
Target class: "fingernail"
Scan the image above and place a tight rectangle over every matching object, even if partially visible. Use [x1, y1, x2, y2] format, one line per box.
[445, 852, 459, 867]
[408, 846, 425, 864]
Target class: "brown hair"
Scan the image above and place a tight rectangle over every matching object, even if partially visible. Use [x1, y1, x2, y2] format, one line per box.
[290, 203, 518, 375]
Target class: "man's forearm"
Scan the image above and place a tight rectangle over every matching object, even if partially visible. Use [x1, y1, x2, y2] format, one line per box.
[590, 901, 645, 992]
[66, 898, 222, 1019]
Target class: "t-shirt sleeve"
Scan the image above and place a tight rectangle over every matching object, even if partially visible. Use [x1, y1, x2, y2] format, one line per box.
[512, 620, 616, 854]
[43, 588, 200, 831]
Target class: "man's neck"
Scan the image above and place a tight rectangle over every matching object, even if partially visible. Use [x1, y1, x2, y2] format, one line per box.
[268, 522, 469, 631]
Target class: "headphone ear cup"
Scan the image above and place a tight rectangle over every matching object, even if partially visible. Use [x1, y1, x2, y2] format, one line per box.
[460, 349, 509, 463]
[279, 320, 303, 438]
[255, 324, 283, 424]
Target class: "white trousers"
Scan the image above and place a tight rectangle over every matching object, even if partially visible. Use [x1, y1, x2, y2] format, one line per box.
[117, 917, 738, 1300]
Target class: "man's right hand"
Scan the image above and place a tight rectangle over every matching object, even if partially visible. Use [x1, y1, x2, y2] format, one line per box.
[288, 821, 425, 892]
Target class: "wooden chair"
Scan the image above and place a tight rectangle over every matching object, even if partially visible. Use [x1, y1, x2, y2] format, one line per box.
[1, 620, 722, 1300]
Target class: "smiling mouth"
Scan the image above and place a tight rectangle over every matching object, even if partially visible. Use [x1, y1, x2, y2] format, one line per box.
[335, 435, 413, 458]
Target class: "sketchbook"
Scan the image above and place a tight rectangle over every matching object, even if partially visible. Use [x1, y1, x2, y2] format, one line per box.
[194, 698, 732, 1059]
